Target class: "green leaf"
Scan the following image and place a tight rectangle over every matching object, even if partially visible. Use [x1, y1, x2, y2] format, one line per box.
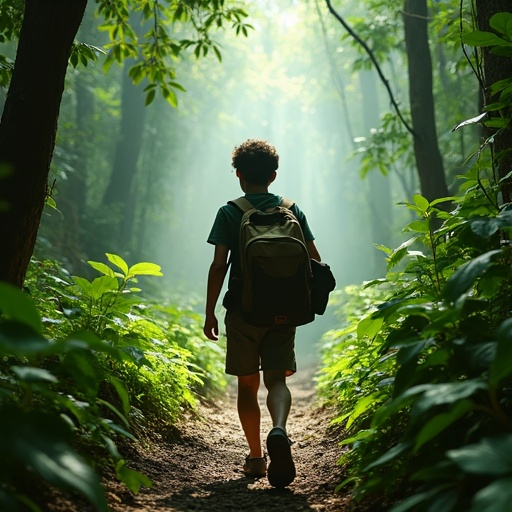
[11, 366, 58, 384]
[470, 217, 501, 238]
[73, 276, 93, 295]
[87, 260, 116, 277]
[357, 315, 383, 340]
[346, 393, 381, 429]
[115, 460, 152, 493]
[404, 219, 429, 233]
[470, 476, 512, 512]
[490, 318, 512, 386]
[462, 30, 507, 47]
[414, 400, 473, 451]
[0, 408, 107, 511]
[0, 282, 42, 333]
[127, 262, 163, 277]
[364, 442, 410, 471]
[0, 321, 52, 357]
[413, 380, 487, 416]
[442, 249, 502, 303]
[338, 429, 376, 446]
[108, 375, 131, 416]
[489, 12, 512, 39]
[448, 435, 512, 476]
[105, 253, 129, 276]
[390, 487, 453, 512]
[413, 194, 429, 212]
[90, 276, 118, 300]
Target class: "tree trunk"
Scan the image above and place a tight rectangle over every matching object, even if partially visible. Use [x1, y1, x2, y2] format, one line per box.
[403, 0, 450, 203]
[0, 0, 87, 287]
[476, 0, 512, 206]
[101, 60, 146, 254]
[360, 69, 392, 277]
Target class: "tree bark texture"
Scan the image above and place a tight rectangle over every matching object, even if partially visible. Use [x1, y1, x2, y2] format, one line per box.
[476, 0, 512, 206]
[403, 0, 450, 203]
[0, 0, 87, 287]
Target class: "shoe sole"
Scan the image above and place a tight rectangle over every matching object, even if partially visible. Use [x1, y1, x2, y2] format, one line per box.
[266, 430, 296, 488]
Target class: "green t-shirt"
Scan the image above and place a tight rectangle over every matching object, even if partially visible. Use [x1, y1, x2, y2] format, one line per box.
[207, 193, 315, 280]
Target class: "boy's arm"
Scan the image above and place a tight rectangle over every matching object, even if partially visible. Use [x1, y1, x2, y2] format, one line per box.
[307, 240, 321, 262]
[204, 244, 229, 341]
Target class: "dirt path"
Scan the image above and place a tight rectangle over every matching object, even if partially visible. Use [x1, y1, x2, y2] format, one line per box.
[98, 367, 349, 512]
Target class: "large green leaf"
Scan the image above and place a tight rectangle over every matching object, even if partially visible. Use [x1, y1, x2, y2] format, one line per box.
[490, 318, 512, 386]
[412, 380, 487, 417]
[90, 275, 118, 300]
[115, 459, 152, 493]
[127, 262, 163, 277]
[0, 408, 107, 511]
[442, 249, 502, 303]
[414, 399, 473, 451]
[87, 261, 116, 278]
[106, 253, 129, 275]
[470, 476, 512, 512]
[447, 435, 512, 476]
[489, 12, 512, 39]
[11, 366, 58, 384]
[0, 282, 42, 332]
[0, 321, 52, 356]
[363, 442, 411, 471]
[462, 30, 507, 47]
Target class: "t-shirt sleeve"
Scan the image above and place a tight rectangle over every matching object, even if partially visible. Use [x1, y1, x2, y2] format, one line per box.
[207, 207, 231, 247]
[292, 204, 315, 241]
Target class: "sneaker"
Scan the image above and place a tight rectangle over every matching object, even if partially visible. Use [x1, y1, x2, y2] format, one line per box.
[266, 427, 296, 488]
[243, 455, 267, 478]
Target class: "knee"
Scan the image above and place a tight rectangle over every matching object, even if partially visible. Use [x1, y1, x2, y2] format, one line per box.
[263, 369, 286, 391]
[238, 372, 260, 393]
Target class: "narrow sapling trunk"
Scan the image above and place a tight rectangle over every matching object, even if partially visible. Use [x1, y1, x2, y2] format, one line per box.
[0, 0, 87, 287]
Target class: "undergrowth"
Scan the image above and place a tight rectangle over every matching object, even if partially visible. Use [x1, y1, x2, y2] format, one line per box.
[319, 11, 512, 512]
[0, 253, 225, 511]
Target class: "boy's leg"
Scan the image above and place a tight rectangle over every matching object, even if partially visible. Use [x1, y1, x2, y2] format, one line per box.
[237, 372, 263, 458]
[263, 369, 291, 431]
[263, 369, 295, 487]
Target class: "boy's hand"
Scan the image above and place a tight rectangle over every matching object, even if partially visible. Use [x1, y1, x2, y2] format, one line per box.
[203, 315, 219, 341]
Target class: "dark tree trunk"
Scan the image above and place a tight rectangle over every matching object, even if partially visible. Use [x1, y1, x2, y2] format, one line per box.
[403, 0, 450, 203]
[476, 0, 512, 206]
[102, 60, 146, 254]
[0, 0, 87, 287]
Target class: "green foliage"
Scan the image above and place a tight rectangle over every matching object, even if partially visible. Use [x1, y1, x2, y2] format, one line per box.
[95, 0, 252, 105]
[320, 163, 512, 510]
[1, 253, 225, 509]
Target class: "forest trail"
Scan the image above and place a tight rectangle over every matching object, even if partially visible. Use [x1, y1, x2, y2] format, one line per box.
[100, 366, 350, 512]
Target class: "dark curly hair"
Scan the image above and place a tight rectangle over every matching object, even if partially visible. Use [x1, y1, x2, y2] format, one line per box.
[231, 139, 279, 185]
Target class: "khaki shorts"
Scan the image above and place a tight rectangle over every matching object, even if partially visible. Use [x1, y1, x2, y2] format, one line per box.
[224, 312, 297, 377]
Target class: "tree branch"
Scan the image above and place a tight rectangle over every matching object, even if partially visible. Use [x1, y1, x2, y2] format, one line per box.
[325, 0, 416, 137]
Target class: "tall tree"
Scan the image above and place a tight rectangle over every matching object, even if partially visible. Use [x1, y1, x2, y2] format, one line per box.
[0, 0, 251, 287]
[403, 0, 450, 203]
[476, 0, 512, 206]
[0, 0, 87, 287]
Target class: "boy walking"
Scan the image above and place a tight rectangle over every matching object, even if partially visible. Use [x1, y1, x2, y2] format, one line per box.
[203, 139, 321, 488]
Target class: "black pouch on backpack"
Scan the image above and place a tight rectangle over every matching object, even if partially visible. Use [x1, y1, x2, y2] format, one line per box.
[222, 277, 243, 313]
[310, 259, 336, 315]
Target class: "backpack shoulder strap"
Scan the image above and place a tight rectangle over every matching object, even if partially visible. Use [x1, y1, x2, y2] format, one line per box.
[228, 196, 255, 213]
[280, 197, 295, 210]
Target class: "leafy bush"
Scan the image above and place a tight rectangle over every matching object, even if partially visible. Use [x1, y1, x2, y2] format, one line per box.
[0, 253, 225, 510]
[320, 175, 512, 511]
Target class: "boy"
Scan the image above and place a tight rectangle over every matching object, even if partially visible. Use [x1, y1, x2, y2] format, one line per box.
[203, 139, 321, 488]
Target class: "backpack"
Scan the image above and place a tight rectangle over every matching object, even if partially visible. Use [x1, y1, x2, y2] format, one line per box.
[227, 196, 314, 327]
